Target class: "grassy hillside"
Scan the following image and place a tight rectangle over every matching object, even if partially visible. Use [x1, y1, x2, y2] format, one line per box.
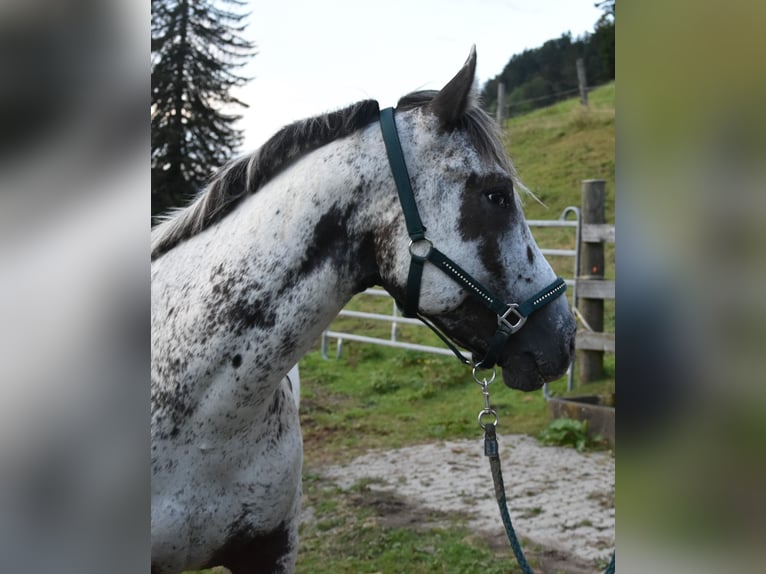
[505, 82, 615, 222]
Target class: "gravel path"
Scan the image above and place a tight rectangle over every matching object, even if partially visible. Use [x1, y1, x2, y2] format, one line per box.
[320, 434, 614, 568]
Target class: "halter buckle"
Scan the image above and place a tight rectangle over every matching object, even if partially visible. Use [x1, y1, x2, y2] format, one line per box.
[498, 304, 527, 334]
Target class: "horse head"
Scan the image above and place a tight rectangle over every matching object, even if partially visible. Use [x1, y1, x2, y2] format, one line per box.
[374, 48, 576, 391]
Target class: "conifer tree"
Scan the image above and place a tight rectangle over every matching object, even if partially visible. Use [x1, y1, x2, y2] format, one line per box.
[151, 0, 255, 221]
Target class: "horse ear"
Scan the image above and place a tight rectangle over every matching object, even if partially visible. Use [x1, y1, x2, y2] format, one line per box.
[430, 46, 477, 126]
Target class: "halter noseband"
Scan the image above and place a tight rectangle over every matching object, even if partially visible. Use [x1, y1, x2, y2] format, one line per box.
[378, 107, 566, 369]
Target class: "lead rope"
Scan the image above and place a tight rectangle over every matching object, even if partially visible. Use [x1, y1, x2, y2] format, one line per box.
[476, 369, 616, 574]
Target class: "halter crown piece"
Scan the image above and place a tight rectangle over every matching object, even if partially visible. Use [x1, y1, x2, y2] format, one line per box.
[378, 107, 567, 369]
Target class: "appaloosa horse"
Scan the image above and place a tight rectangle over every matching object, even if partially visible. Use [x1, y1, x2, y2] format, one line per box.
[151, 48, 575, 573]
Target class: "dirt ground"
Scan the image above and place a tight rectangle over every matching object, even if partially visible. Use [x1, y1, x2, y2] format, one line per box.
[316, 434, 614, 573]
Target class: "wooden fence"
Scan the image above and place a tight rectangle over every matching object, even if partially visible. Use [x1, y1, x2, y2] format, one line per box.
[574, 179, 614, 387]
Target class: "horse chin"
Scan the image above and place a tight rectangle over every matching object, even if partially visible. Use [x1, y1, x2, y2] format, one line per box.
[498, 352, 553, 392]
[500, 364, 546, 392]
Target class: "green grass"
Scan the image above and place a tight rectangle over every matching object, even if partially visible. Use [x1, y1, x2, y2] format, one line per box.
[297, 473, 532, 574]
[300, 343, 567, 466]
[300, 340, 614, 464]
[506, 82, 615, 221]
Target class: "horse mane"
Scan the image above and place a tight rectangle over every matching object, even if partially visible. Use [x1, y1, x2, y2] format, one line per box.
[151, 90, 518, 260]
[151, 99, 381, 259]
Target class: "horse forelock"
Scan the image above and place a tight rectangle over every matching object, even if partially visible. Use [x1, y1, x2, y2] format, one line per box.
[151, 99, 382, 260]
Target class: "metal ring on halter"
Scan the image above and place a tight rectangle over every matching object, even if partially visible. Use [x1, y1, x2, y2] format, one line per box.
[472, 365, 497, 386]
[478, 409, 499, 429]
[408, 238, 433, 260]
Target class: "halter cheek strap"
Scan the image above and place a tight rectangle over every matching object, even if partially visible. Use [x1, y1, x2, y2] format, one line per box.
[379, 107, 566, 368]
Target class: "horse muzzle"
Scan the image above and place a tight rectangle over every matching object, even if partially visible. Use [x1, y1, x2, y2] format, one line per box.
[497, 302, 576, 391]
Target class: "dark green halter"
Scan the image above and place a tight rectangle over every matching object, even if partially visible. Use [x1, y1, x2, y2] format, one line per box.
[378, 107, 566, 369]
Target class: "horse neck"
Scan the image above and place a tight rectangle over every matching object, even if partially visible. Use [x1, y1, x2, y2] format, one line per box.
[232, 125, 390, 331]
[152, 124, 392, 420]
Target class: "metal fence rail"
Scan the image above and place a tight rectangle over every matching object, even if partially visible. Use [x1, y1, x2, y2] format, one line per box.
[320, 288, 457, 359]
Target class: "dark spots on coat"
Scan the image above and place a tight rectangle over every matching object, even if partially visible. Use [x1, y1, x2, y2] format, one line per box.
[455, 173, 521, 290]
[268, 388, 282, 417]
[211, 274, 236, 297]
[458, 172, 517, 241]
[203, 520, 291, 574]
[353, 231, 382, 294]
[287, 202, 379, 297]
[277, 338, 297, 359]
[296, 203, 352, 277]
[210, 263, 225, 278]
[152, 369, 196, 440]
[266, 388, 288, 442]
[373, 219, 407, 302]
[476, 238, 509, 291]
[204, 264, 277, 337]
[526, 245, 534, 265]
[224, 296, 277, 336]
[232, 354, 242, 368]
[152, 393, 195, 440]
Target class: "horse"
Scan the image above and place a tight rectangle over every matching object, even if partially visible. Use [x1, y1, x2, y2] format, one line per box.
[150, 47, 576, 574]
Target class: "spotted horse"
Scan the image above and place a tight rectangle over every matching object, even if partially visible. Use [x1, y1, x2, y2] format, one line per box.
[150, 47, 576, 573]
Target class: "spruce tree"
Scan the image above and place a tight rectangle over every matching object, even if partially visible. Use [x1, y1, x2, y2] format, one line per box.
[151, 0, 255, 221]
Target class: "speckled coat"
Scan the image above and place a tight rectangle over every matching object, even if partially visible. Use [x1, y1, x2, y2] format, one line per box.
[150, 49, 575, 573]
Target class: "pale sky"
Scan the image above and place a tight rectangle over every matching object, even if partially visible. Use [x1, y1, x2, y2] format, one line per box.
[235, 0, 603, 150]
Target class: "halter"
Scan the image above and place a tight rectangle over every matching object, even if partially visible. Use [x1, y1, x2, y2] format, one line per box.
[379, 107, 566, 369]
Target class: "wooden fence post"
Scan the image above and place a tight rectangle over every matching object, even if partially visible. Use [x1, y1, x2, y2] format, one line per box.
[578, 179, 606, 384]
[496, 82, 505, 128]
[576, 58, 588, 107]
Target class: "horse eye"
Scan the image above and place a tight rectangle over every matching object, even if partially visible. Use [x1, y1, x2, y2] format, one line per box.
[484, 190, 511, 208]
